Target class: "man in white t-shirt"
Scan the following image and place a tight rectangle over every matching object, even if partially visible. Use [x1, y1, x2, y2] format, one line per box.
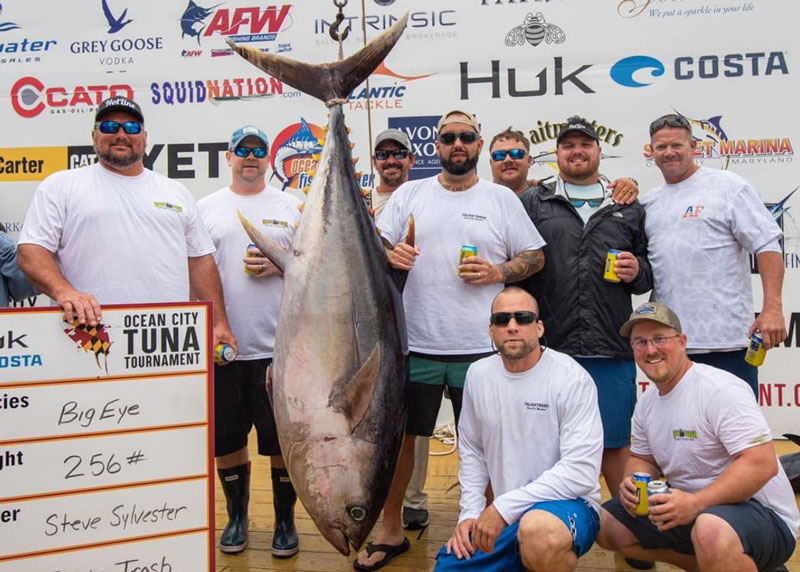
[599, 302, 798, 572]
[435, 286, 603, 572]
[355, 109, 546, 571]
[197, 126, 302, 557]
[370, 129, 415, 218]
[641, 114, 786, 398]
[17, 96, 235, 348]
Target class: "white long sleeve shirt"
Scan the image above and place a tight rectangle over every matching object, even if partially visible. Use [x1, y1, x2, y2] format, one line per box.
[457, 350, 603, 525]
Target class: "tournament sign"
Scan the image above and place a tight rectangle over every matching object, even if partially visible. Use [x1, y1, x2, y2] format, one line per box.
[0, 303, 214, 571]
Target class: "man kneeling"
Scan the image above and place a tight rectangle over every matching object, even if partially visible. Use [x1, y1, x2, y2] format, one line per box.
[598, 302, 798, 572]
[435, 287, 604, 572]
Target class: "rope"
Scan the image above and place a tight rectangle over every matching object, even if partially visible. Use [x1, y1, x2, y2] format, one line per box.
[430, 420, 457, 456]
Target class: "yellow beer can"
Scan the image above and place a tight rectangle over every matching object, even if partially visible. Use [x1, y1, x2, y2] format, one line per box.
[604, 249, 621, 283]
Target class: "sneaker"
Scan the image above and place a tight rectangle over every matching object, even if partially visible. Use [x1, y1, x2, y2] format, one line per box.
[402, 506, 430, 530]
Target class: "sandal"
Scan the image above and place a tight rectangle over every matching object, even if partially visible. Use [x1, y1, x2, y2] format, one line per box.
[353, 537, 410, 571]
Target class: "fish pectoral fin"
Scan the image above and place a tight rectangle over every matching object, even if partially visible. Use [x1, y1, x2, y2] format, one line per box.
[331, 344, 381, 433]
[237, 210, 291, 272]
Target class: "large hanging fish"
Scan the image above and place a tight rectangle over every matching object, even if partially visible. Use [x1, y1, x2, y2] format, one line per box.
[227, 15, 410, 556]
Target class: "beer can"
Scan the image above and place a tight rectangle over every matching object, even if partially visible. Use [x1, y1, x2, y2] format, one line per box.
[214, 343, 237, 365]
[647, 480, 670, 525]
[632, 472, 652, 516]
[744, 333, 766, 366]
[459, 245, 478, 276]
[604, 249, 621, 282]
[244, 243, 260, 275]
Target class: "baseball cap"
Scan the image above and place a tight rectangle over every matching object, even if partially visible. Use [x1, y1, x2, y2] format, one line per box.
[619, 302, 683, 338]
[437, 109, 480, 134]
[374, 128, 411, 151]
[230, 125, 269, 150]
[556, 118, 599, 145]
[95, 96, 144, 123]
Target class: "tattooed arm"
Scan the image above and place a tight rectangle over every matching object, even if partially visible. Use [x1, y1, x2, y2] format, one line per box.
[458, 249, 545, 286]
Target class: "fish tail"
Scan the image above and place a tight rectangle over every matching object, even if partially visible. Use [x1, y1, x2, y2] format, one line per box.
[227, 13, 408, 103]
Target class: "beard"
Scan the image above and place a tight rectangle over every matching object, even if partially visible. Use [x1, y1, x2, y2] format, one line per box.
[98, 146, 143, 169]
[441, 153, 479, 176]
[495, 338, 536, 361]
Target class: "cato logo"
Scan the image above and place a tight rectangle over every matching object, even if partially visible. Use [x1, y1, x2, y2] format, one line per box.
[643, 110, 793, 169]
[0, 3, 21, 32]
[180, 1, 292, 45]
[505, 12, 565, 47]
[611, 52, 788, 87]
[11, 76, 133, 118]
[271, 119, 326, 193]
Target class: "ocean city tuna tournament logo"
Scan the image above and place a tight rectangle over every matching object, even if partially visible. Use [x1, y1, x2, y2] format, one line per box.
[642, 110, 794, 169]
[0, 3, 20, 32]
[505, 12, 565, 47]
[64, 320, 113, 373]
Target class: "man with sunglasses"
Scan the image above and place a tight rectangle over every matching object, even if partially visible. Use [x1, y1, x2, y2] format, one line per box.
[435, 286, 603, 572]
[18, 96, 235, 344]
[515, 116, 652, 501]
[642, 113, 786, 398]
[197, 125, 302, 557]
[356, 110, 546, 571]
[370, 129, 416, 218]
[598, 302, 798, 572]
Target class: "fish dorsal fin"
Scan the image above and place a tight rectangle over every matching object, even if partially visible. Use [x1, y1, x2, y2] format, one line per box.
[237, 210, 291, 272]
[331, 344, 381, 433]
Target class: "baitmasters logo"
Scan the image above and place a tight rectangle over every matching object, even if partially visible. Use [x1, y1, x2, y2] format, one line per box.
[0, 3, 58, 66]
[68, 1, 164, 74]
[179, 1, 293, 58]
[505, 12, 565, 48]
[642, 110, 793, 169]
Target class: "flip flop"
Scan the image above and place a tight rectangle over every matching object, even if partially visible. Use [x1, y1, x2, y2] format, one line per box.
[353, 537, 410, 571]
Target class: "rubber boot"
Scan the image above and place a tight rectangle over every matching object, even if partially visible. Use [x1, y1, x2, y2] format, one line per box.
[271, 467, 299, 557]
[217, 463, 250, 553]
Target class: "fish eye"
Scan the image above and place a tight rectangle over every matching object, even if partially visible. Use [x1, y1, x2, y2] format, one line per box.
[348, 505, 367, 522]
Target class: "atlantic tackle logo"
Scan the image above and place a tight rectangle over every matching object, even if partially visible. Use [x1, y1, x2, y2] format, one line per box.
[102, 0, 133, 34]
[180, 0, 221, 45]
[270, 119, 325, 192]
[0, 3, 21, 32]
[505, 12, 565, 47]
[63, 320, 113, 373]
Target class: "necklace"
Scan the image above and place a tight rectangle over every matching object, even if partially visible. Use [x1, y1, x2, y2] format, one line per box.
[438, 173, 478, 192]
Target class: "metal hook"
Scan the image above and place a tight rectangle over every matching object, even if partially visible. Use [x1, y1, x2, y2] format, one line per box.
[329, 0, 350, 42]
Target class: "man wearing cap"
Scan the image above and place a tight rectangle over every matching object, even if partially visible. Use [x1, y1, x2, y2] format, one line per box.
[642, 113, 786, 398]
[18, 97, 235, 347]
[515, 116, 652, 499]
[355, 109, 546, 571]
[598, 302, 798, 572]
[197, 126, 302, 557]
[370, 128, 415, 218]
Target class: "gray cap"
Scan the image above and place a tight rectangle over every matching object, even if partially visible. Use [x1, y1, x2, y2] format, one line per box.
[619, 302, 683, 338]
[374, 128, 411, 151]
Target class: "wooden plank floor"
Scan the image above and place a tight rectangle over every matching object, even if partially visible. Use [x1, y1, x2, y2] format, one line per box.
[216, 438, 800, 571]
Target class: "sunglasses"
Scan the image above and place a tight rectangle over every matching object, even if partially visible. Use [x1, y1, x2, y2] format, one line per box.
[438, 131, 480, 145]
[649, 114, 691, 136]
[234, 146, 268, 158]
[490, 311, 538, 326]
[95, 120, 142, 135]
[374, 149, 409, 161]
[569, 198, 604, 208]
[490, 149, 527, 161]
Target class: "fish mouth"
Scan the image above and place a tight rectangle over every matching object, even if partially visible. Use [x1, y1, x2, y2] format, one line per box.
[328, 523, 353, 556]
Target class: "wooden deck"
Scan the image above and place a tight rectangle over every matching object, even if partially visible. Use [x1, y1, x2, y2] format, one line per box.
[215, 439, 800, 571]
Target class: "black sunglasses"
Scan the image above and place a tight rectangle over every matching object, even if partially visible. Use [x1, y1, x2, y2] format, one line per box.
[234, 146, 268, 158]
[490, 311, 538, 326]
[438, 131, 480, 145]
[374, 149, 409, 161]
[490, 149, 527, 161]
[649, 114, 691, 136]
[95, 120, 142, 135]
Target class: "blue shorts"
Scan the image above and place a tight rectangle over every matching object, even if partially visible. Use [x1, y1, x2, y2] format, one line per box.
[574, 357, 636, 448]
[434, 498, 599, 572]
[690, 349, 757, 399]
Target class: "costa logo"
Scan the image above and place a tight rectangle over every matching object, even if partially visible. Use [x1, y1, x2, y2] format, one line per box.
[10, 76, 133, 118]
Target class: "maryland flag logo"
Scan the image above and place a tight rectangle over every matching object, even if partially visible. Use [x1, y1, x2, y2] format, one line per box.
[63, 320, 112, 373]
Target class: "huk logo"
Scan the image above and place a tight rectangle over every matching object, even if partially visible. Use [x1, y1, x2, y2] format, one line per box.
[505, 12, 565, 47]
[102, 0, 133, 34]
[682, 206, 704, 218]
[0, 3, 21, 32]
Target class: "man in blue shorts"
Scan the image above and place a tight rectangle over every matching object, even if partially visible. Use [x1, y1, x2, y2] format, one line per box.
[435, 286, 603, 572]
[599, 302, 798, 572]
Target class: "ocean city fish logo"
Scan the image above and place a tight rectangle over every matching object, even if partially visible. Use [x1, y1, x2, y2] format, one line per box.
[102, 0, 133, 34]
[0, 3, 21, 32]
[270, 119, 325, 191]
[610, 55, 664, 88]
[505, 12, 565, 47]
[64, 320, 112, 373]
[180, 0, 222, 45]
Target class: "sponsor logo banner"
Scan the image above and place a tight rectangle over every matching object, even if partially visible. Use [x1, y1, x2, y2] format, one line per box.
[387, 116, 441, 181]
[0, 147, 66, 182]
